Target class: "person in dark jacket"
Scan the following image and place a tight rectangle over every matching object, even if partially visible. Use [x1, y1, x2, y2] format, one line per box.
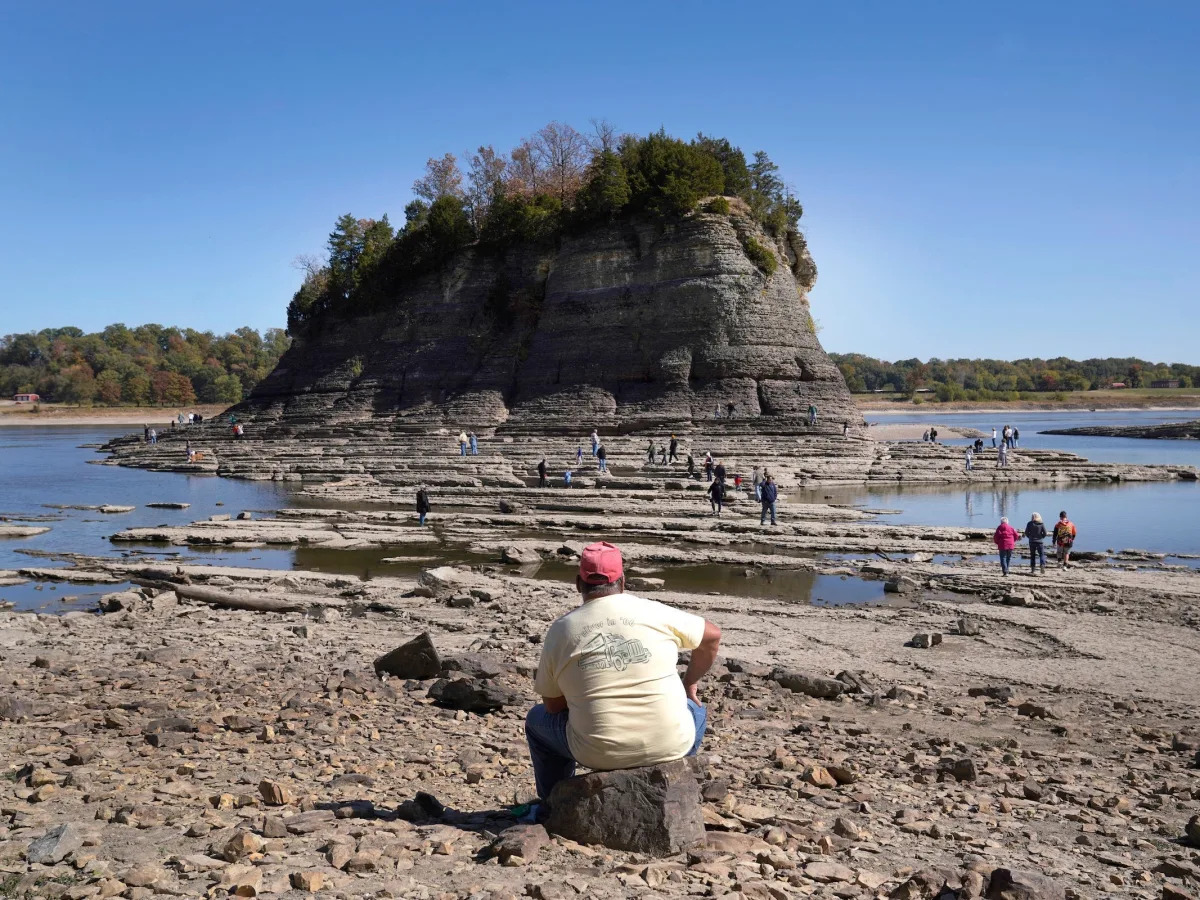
[714, 461, 726, 483]
[704, 456, 713, 483]
[1023, 512, 1047, 574]
[668, 435, 678, 463]
[707, 479, 724, 517]
[686, 452, 695, 477]
[760, 476, 779, 525]
[646, 440, 656, 463]
[416, 487, 431, 526]
[537, 458, 548, 488]
[596, 445, 607, 472]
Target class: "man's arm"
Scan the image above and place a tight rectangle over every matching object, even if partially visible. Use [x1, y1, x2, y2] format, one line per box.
[682, 620, 721, 703]
[541, 695, 568, 714]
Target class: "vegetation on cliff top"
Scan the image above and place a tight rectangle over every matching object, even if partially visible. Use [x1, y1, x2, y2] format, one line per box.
[0, 325, 289, 406]
[832, 353, 1198, 400]
[287, 123, 804, 333]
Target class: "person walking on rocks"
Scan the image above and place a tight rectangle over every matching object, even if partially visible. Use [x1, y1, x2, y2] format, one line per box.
[590, 430, 599, 457]
[964, 447, 973, 471]
[714, 460, 726, 484]
[646, 440, 656, 463]
[760, 475, 778, 526]
[922, 429, 930, 442]
[808, 404, 817, 426]
[843, 421, 849, 437]
[458, 431, 469, 457]
[1024, 512, 1047, 575]
[658, 443, 667, 465]
[149, 427, 157, 445]
[929, 426, 938, 443]
[752, 466, 763, 501]
[524, 542, 721, 804]
[707, 478, 724, 517]
[576, 445, 583, 466]
[1013, 427, 1020, 448]
[703, 454, 713, 483]
[668, 435, 678, 463]
[991, 426, 998, 448]
[537, 457, 548, 488]
[143, 424, 150, 443]
[685, 451, 694, 477]
[993, 517, 1019, 576]
[1053, 511, 1077, 569]
[564, 468, 572, 487]
[997, 442, 1009, 468]
[596, 444, 607, 473]
[416, 486, 431, 526]
[469, 431, 478, 455]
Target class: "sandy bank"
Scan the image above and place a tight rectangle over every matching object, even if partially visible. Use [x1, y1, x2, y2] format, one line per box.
[0, 403, 229, 427]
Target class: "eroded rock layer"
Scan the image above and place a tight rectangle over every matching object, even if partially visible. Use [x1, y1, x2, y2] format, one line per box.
[241, 210, 853, 431]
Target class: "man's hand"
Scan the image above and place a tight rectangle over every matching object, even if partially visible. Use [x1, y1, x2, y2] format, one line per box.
[682, 620, 721, 703]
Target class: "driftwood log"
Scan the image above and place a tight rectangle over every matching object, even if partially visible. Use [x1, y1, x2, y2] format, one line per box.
[169, 583, 316, 613]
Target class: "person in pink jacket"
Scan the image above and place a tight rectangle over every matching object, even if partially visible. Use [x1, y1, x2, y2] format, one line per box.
[993, 517, 1019, 576]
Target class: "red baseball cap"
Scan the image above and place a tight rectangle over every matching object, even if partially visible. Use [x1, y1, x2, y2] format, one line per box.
[579, 541, 624, 585]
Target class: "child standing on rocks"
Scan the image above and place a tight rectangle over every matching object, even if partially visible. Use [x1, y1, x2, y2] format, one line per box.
[1053, 511, 1077, 568]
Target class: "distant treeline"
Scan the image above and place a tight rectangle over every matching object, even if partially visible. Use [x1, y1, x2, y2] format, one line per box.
[831, 354, 1198, 400]
[287, 121, 803, 333]
[0, 324, 290, 406]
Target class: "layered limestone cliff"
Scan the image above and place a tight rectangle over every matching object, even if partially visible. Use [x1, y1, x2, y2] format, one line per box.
[241, 206, 853, 431]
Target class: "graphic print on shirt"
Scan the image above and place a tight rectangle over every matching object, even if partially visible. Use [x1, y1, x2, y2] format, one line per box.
[577, 632, 651, 673]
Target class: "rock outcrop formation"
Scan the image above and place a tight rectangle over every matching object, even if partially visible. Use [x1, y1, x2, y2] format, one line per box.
[1042, 420, 1200, 440]
[240, 208, 854, 431]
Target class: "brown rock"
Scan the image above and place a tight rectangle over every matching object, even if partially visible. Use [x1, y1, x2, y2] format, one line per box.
[223, 830, 264, 861]
[985, 868, 1066, 900]
[258, 779, 295, 806]
[290, 871, 325, 892]
[488, 824, 550, 864]
[801, 765, 838, 789]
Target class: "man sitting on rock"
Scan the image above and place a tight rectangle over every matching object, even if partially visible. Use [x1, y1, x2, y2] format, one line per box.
[524, 541, 722, 807]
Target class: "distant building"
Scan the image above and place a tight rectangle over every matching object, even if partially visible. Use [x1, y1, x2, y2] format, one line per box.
[1151, 379, 1181, 389]
[13, 393, 39, 403]
[1108, 382, 1127, 389]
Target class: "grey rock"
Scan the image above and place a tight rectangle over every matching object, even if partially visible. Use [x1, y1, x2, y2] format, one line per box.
[545, 759, 705, 856]
[969, 685, 1015, 702]
[0, 696, 30, 721]
[26, 822, 83, 864]
[1002, 591, 1033, 607]
[374, 631, 440, 679]
[769, 668, 844, 699]
[985, 868, 1066, 900]
[885, 576, 919, 594]
[1186, 814, 1200, 848]
[427, 677, 515, 713]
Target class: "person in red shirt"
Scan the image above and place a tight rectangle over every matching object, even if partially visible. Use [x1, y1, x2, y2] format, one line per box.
[993, 517, 1019, 576]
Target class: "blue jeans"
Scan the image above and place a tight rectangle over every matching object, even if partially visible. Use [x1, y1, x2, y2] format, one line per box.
[761, 501, 776, 525]
[470, 438, 477, 454]
[1029, 542, 1045, 571]
[418, 512, 427, 526]
[460, 444, 466, 456]
[525, 700, 707, 801]
[999, 549, 1012, 575]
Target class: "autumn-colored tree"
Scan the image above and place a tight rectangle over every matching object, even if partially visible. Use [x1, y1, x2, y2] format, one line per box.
[465, 145, 507, 231]
[533, 121, 588, 205]
[412, 153, 464, 204]
[95, 369, 122, 404]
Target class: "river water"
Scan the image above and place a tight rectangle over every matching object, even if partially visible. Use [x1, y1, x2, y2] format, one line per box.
[1, 412, 1196, 611]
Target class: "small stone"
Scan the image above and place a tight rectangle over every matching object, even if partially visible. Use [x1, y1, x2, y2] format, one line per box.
[374, 631, 441, 679]
[258, 779, 295, 806]
[26, 823, 83, 864]
[911, 633, 932, 649]
[290, 871, 324, 892]
[488, 824, 550, 864]
[801, 765, 838, 789]
[1017, 701, 1056, 719]
[223, 830, 264, 861]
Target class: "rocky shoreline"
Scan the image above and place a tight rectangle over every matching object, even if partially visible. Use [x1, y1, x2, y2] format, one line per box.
[2, 428, 1198, 899]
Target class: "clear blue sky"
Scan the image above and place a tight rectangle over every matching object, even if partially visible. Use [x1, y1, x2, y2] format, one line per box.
[1, 2, 1197, 362]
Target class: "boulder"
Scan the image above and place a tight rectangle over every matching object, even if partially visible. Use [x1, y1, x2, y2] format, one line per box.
[0, 696, 30, 721]
[885, 576, 919, 594]
[501, 546, 540, 564]
[545, 759, 705, 856]
[486, 823, 550, 864]
[427, 677, 516, 713]
[1002, 591, 1033, 607]
[374, 632, 440, 679]
[1186, 814, 1200, 848]
[985, 868, 1066, 900]
[26, 823, 83, 864]
[769, 668, 844, 699]
[969, 685, 1015, 702]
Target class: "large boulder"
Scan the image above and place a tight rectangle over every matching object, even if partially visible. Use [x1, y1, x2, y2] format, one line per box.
[985, 868, 1066, 900]
[545, 759, 705, 856]
[374, 632, 440, 679]
[427, 677, 516, 713]
[27, 823, 83, 865]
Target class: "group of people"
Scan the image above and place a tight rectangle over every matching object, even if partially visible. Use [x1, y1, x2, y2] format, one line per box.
[993, 425, 1019, 448]
[963, 423, 1023, 471]
[457, 431, 479, 456]
[992, 510, 1078, 575]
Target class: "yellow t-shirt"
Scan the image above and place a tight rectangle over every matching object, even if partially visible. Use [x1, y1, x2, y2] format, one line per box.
[533, 593, 706, 771]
